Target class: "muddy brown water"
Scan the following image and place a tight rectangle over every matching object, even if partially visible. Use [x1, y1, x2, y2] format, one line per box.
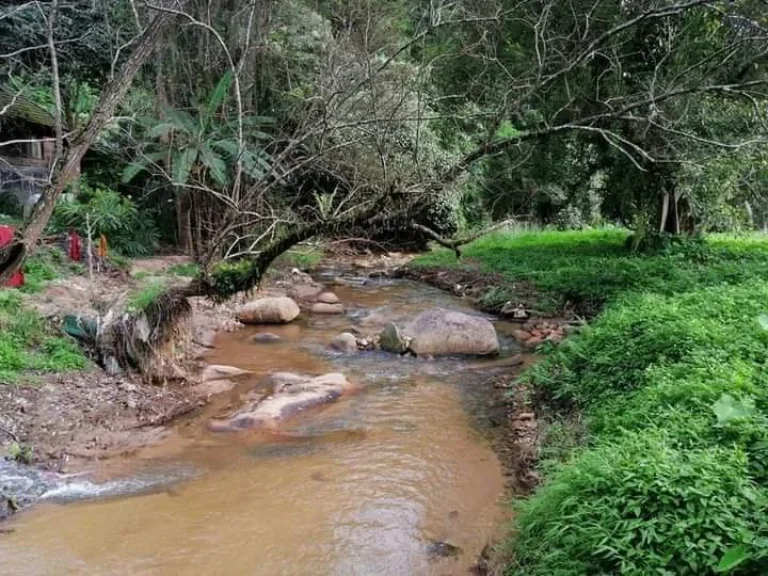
[0, 278, 517, 575]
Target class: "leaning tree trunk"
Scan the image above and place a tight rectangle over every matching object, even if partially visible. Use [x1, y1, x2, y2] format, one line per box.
[0, 5, 177, 284]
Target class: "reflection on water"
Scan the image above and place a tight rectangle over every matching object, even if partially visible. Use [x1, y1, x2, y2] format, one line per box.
[0, 278, 511, 575]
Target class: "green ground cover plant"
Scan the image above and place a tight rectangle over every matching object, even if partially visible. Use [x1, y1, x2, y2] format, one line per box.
[413, 230, 768, 574]
[0, 290, 87, 383]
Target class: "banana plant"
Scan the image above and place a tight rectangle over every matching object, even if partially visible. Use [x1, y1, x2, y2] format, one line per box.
[122, 71, 274, 188]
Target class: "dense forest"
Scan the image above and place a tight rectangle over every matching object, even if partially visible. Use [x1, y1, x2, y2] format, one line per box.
[2, 1, 768, 574]
[0, 0, 766, 279]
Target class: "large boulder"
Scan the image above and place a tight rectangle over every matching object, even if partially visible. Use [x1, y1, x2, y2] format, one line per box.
[237, 297, 300, 325]
[404, 308, 499, 357]
[209, 372, 354, 431]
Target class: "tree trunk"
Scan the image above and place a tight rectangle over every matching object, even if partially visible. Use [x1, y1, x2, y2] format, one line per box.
[176, 187, 192, 254]
[660, 191, 680, 234]
[0, 4, 178, 284]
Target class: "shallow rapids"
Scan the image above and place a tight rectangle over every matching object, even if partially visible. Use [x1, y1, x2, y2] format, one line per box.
[0, 277, 514, 575]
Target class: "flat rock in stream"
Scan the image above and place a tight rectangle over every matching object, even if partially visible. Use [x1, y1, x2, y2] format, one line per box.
[311, 302, 345, 315]
[209, 372, 355, 432]
[201, 364, 251, 382]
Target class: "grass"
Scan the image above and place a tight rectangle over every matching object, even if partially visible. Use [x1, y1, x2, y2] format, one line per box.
[127, 279, 168, 311]
[0, 290, 87, 383]
[167, 262, 200, 277]
[20, 246, 84, 294]
[413, 229, 768, 315]
[414, 229, 768, 574]
[275, 244, 325, 270]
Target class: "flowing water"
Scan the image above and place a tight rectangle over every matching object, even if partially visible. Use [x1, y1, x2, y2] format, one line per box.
[0, 276, 517, 575]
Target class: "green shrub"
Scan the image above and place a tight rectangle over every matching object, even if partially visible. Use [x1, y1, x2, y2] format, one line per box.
[510, 432, 768, 575]
[49, 184, 159, 257]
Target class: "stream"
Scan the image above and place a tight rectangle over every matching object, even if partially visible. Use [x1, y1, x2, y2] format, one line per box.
[0, 274, 519, 575]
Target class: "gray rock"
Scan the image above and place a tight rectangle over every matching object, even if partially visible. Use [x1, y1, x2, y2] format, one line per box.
[329, 332, 358, 354]
[379, 322, 407, 354]
[427, 540, 463, 559]
[404, 308, 499, 357]
[253, 332, 281, 343]
[317, 291, 340, 304]
[201, 364, 250, 382]
[209, 372, 354, 431]
[237, 297, 300, 324]
[311, 302, 345, 315]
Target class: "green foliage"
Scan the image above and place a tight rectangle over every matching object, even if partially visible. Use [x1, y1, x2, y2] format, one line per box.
[0, 290, 86, 383]
[122, 72, 274, 188]
[49, 185, 159, 257]
[207, 259, 262, 301]
[166, 262, 201, 278]
[276, 246, 324, 270]
[6, 441, 33, 465]
[414, 229, 768, 315]
[510, 433, 768, 575]
[415, 230, 768, 574]
[127, 280, 168, 311]
[19, 246, 85, 293]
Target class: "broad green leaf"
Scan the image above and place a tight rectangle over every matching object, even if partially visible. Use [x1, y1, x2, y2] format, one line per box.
[211, 139, 239, 156]
[163, 109, 197, 134]
[758, 313, 768, 331]
[121, 161, 149, 184]
[716, 546, 749, 572]
[145, 121, 176, 139]
[200, 143, 229, 186]
[712, 394, 755, 426]
[172, 147, 198, 184]
[205, 71, 233, 123]
[120, 151, 166, 183]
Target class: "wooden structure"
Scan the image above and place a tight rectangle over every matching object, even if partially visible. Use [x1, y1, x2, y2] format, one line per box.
[0, 86, 58, 218]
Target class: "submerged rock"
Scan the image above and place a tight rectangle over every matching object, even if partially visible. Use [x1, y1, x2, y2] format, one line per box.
[209, 372, 355, 431]
[237, 297, 300, 325]
[427, 540, 463, 560]
[404, 308, 499, 357]
[253, 332, 282, 343]
[329, 333, 358, 354]
[201, 364, 250, 382]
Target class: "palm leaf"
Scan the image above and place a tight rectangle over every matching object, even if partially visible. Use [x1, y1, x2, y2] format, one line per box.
[200, 143, 229, 186]
[145, 121, 176, 139]
[164, 109, 198, 134]
[203, 71, 233, 129]
[172, 147, 198, 184]
[121, 151, 167, 183]
[240, 148, 272, 180]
